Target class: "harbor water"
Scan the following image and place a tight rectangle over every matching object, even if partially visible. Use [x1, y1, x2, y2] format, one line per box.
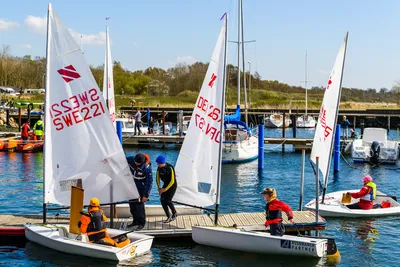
[1, 128, 399, 266]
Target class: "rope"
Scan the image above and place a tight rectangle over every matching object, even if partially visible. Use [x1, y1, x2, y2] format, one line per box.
[340, 152, 358, 169]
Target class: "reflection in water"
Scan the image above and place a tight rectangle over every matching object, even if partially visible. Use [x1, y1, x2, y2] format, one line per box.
[25, 241, 154, 267]
[339, 219, 379, 252]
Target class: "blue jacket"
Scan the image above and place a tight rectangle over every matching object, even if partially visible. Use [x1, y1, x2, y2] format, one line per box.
[126, 156, 153, 198]
[341, 119, 350, 128]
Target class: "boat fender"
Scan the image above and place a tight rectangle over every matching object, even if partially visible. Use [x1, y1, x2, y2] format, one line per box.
[326, 238, 341, 264]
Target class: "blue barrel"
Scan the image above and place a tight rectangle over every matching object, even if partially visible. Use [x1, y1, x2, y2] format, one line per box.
[116, 120, 123, 145]
[258, 124, 264, 169]
[334, 124, 340, 172]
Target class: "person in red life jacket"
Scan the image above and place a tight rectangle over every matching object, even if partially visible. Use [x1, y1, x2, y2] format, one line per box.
[78, 198, 117, 246]
[346, 176, 377, 210]
[21, 120, 30, 141]
[261, 188, 294, 236]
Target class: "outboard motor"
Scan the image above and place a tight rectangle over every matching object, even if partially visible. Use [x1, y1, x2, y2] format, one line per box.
[369, 141, 380, 165]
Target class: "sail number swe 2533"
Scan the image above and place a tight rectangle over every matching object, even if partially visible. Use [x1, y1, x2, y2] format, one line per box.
[50, 88, 106, 131]
[194, 95, 222, 143]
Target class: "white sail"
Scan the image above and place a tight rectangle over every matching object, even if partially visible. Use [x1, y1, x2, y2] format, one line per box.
[44, 4, 139, 206]
[102, 26, 116, 127]
[310, 33, 349, 183]
[173, 18, 227, 207]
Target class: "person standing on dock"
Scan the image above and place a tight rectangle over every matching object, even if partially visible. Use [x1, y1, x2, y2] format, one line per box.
[134, 108, 142, 135]
[33, 118, 44, 140]
[346, 176, 376, 210]
[155, 155, 178, 223]
[148, 116, 154, 134]
[341, 115, 350, 139]
[21, 120, 30, 141]
[126, 153, 153, 230]
[261, 188, 294, 236]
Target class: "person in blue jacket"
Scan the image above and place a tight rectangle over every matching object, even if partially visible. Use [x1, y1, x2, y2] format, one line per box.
[126, 153, 153, 230]
[341, 115, 351, 139]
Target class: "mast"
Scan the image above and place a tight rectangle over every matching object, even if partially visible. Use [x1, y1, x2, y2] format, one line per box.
[321, 32, 349, 203]
[43, 3, 52, 224]
[215, 14, 228, 225]
[305, 51, 308, 116]
[236, 0, 241, 107]
[241, 0, 248, 125]
[105, 26, 109, 109]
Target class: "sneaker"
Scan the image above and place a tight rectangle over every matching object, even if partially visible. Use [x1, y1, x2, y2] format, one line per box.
[170, 213, 177, 222]
[135, 225, 144, 231]
[127, 222, 138, 228]
[163, 217, 172, 223]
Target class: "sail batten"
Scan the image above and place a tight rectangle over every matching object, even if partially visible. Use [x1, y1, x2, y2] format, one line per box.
[173, 18, 228, 207]
[44, 5, 139, 206]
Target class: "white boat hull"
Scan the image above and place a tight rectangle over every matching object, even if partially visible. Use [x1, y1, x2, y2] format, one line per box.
[25, 224, 154, 261]
[351, 128, 399, 164]
[296, 115, 316, 128]
[102, 204, 202, 218]
[222, 135, 258, 163]
[264, 114, 291, 128]
[192, 226, 327, 258]
[305, 190, 400, 217]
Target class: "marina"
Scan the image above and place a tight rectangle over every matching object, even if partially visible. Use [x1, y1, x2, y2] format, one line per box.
[2, 0, 400, 266]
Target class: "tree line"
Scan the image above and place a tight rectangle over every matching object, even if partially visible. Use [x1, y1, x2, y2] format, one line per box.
[1, 44, 400, 104]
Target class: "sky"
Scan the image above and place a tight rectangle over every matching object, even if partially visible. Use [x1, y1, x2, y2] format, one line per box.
[1, 0, 400, 90]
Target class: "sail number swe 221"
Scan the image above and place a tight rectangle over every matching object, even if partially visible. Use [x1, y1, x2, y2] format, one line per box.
[50, 88, 106, 131]
[194, 95, 222, 143]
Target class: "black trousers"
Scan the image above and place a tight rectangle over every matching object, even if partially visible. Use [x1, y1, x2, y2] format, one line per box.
[129, 199, 146, 226]
[134, 122, 141, 135]
[270, 222, 285, 236]
[346, 203, 362, 209]
[160, 185, 177, 217]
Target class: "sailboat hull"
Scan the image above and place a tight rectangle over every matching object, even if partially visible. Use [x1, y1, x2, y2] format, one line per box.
[25, 224, 153, 261]
[192, 226, 327, 258]
[296, 115, 316, 128]
[305, 190, 400, 217]
[222, 135, 258, 163]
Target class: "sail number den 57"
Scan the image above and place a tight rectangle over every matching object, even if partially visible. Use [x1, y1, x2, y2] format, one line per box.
[194, 95, 222, 143]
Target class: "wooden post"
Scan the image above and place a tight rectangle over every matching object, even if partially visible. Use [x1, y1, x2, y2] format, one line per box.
[353, 116, 356, 129]
[6, 109, 10, 127]
[18, 108, 22, 131]
[388, 116, 391, 132]
[299, 149, 305, 211]
[282, 112, 286, 153]
[292, 114, 297, 138]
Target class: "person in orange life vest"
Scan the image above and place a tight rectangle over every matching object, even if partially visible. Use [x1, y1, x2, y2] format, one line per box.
[346, 176, 377, 210]
[261, 188, 294, 236]
[21, 120, 30, 141]
[78, 198, 117, 246]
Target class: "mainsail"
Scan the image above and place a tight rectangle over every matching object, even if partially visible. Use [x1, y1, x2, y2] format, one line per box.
[44, 4, 139, 205]
[173, 17, 227, 207]
[103, 26, 116, 127]
[310, 32, 349, 195]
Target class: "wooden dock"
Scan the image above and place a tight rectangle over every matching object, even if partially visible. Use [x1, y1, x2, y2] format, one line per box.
[0, 211, 325, 239]
[122, 135, 351, 151]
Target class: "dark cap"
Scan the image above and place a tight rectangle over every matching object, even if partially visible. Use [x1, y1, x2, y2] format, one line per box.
[260, 188, 275, 195]
[134, 154, 146, 165]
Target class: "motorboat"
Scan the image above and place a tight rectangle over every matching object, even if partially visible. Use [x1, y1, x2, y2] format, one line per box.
[351, 128, 399, 164]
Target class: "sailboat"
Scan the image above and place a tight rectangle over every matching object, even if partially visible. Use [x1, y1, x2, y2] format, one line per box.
[264, 112, 292, 128]
[222, 0, 258, 163]
[24, 4, 153, 261]
[304, 34, 400, 217]
[296, 52, 316, 128]
[169, 11, 339, 260]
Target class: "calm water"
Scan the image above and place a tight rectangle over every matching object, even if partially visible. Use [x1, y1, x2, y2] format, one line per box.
[1, 128, 399, 267]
